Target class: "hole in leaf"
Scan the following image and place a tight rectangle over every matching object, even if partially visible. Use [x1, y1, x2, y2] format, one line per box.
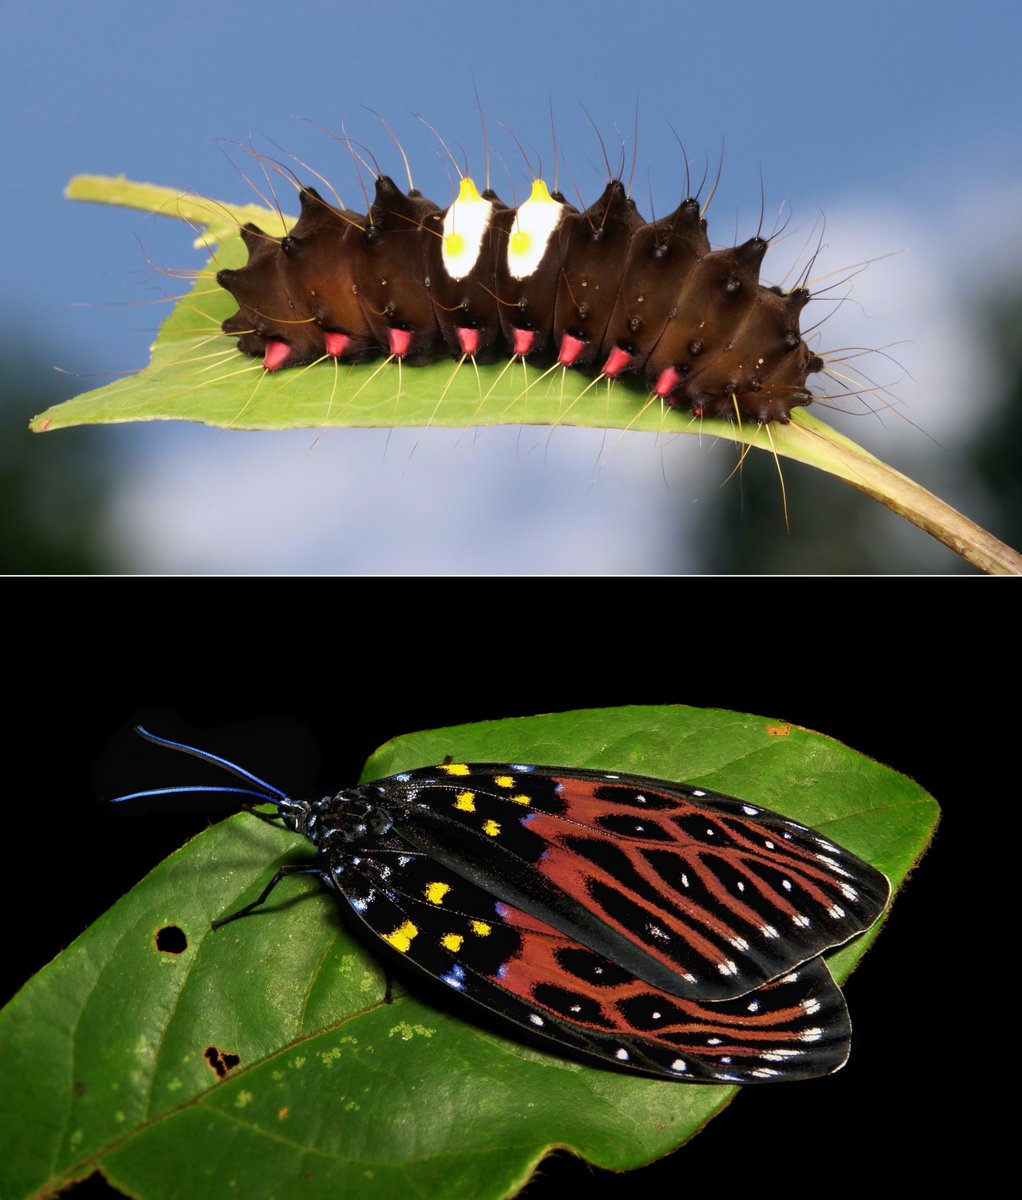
[64, 1170, 129, 1196]
[154, 925, 187, 954]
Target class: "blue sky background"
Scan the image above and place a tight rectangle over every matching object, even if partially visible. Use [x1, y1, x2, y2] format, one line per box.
[3, 0, 1021, 572]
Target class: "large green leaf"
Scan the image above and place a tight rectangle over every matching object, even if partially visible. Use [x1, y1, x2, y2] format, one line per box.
[0, 707, 937, 1199]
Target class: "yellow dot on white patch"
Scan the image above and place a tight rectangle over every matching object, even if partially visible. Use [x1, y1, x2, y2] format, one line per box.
[482, 819, 501, 837]
[440, 763, 470, 775]
[383, 921, 418, 953]
[445, 232, 464, 256]
[454, 790, 476, 812]
[510, 230, 531, 255]
[425, 881, 450, 905]
[441, 933, 464, 952]
[494, 775, 514, 788]
[470, 920, 492, 937]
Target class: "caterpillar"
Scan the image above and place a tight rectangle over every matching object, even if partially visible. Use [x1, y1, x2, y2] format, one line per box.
[216, 129, 825, 426]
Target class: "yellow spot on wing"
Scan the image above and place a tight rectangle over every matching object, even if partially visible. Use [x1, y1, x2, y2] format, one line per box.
[454, 791, 476, 812]
[482, 819, 501, 837]
[383, 921, 418, 953]
[470, 920, 492, 937]
[441, 933, 463, 952]
[440, 763, 470, 775]
[511, 793, 531, 805]
[494, 775, 514, 788]
[425, 881, 450, 905]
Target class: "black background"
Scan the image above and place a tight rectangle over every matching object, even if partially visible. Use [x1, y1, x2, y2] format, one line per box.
[6, 587, 972, 1195]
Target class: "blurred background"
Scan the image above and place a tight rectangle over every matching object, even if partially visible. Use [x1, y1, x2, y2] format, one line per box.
[3, 0, 1020, 573]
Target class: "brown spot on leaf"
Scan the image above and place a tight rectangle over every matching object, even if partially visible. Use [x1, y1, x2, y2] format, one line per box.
[204, 1045, 241, 1078]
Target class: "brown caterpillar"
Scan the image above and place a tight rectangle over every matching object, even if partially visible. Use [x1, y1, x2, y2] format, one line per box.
[217, 143, 824, 425]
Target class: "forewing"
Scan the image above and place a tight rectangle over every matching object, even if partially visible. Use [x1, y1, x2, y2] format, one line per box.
[378, 764, 890, 1001]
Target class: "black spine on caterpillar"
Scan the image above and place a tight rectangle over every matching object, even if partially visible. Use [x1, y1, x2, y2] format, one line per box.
[216, 164, 824, 425]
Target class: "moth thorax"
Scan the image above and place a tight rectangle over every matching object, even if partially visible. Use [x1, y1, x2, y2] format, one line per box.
[442, 178, 493, 281]
[305, 792, 394, 844]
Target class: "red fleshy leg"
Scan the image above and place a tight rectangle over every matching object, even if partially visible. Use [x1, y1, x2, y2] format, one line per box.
[512, 327, 536, 357]
[653, 366, 682, 399]
[601, 346, 633, 378]
[388, 328, 413, 358]
[456, 327, 480, 356]
[323, 332, 351, 358]
[262, 340, 292, 372]
[557, 333, 586, 366]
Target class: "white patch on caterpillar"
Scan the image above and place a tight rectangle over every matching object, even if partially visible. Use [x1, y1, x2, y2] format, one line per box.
[507, 179, 565, 279]
[442, 178, 494, 280]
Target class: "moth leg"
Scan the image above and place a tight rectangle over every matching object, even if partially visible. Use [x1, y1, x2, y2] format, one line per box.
[211, 863, 321, 931]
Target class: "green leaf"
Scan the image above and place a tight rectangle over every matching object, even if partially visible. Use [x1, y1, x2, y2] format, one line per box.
[0, 706, 936, 1200]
